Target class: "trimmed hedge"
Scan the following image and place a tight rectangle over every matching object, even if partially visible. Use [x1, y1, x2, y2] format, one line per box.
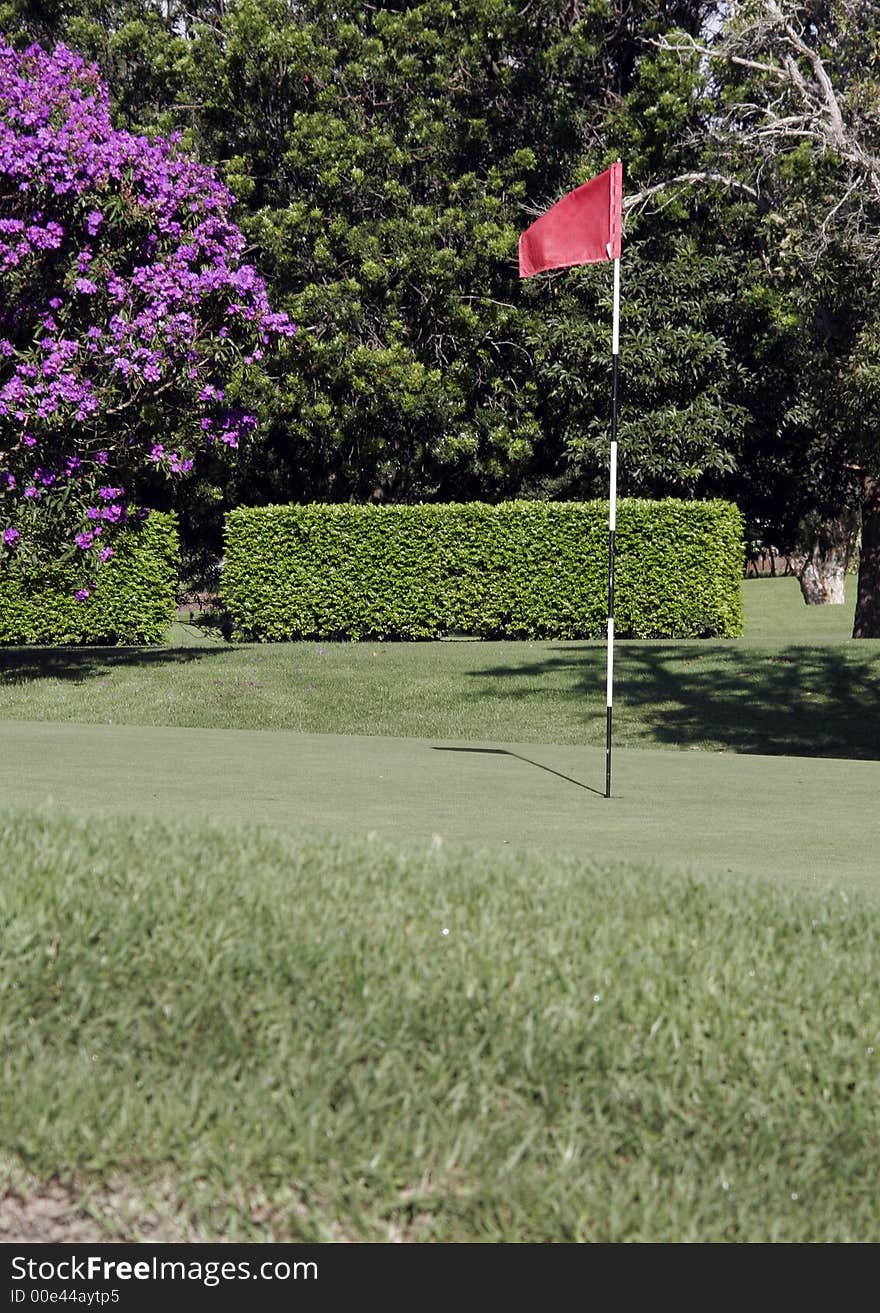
[222, 500, 744, 641]
[0, 512, 179, 645]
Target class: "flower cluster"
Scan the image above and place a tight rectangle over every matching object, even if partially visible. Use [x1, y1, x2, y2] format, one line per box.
[0, 37, 295, 588]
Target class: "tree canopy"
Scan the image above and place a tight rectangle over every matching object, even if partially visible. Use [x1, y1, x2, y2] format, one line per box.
[5, 1, 880, 632]
[654, 0, 880, 627]
[0, 32, 293, 588]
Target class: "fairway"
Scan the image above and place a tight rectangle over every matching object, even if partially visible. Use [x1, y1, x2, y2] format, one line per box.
[3, 581, 878, 758]
[2, 578, 878, 896]
[3, 718, 878, 896]
[3, 583, 880, 1244]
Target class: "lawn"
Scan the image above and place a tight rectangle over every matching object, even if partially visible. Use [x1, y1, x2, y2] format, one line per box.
[0, 577, 877, 758]
[1, 577, 878, 894]
[0, 720, 877, 897]
[2, 807, 879, 1242]
[1, 574, 879, 1242]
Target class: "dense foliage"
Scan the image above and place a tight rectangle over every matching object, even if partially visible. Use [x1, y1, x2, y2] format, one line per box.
[1, 4, 758, 563]
[0, 509, 178, 643]
[0, 34, 293, 592]
[4, 2, 880, 633]
[222, 499, 744, 640]
[655, 0, 880, 629]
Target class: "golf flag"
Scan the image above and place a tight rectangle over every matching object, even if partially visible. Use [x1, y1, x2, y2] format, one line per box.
[518, 162, 622, 278]
[518, 161, 624, 798]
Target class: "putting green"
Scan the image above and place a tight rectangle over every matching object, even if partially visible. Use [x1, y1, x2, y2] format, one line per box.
[3, 718, 877, 896]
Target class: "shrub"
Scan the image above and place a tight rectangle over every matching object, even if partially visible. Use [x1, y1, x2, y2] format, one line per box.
[0, 38, 293, 589]
[0, 512, 179, 645]
[223, 500, 743, 641]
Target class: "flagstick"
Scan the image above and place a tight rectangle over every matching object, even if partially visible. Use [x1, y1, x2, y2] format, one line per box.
[605, 254, 620, 799]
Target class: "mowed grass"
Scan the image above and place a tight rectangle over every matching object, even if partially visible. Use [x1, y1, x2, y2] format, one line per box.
[1, 720, 878, 897]
[1, 575, 879, 1242]
[2, 806, 879, 1243]
[1, 578, 878, 758]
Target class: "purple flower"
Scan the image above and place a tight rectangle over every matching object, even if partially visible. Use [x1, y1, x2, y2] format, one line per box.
[75, 531, 94, 549]
[0, 35, 293, 552]
[98, 546, 113, 562]
[74, 587, 90, 601]
[3, 526, 20, 545]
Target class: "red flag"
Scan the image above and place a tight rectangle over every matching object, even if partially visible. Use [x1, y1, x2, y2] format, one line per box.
[518, 162, 622, 278]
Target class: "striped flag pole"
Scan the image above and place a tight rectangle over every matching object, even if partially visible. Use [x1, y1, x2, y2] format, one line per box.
[516, 161, 623, 797]
[605, 252, 620, 799]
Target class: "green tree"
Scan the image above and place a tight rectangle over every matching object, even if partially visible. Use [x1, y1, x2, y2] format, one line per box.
[171, 0, 754, 573]
[12, 0, 828, 607]
[655, 0, 880, 633]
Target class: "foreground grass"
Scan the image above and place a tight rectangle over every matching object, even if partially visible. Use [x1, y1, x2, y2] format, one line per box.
[2, 806, 879, 1242]
[1, 580, 878, 758]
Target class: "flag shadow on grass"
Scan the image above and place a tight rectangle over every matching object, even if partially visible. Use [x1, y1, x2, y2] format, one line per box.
[431, 745, 605, 796]
[464, 643, 880, 761]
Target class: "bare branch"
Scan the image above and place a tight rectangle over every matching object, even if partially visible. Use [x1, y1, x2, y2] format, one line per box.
[624, 171, 760, 217]
[650, 0, 880, 256]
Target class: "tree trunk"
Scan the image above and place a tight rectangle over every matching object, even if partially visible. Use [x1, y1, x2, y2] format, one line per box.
[790, 510, 859, 605]
[853, 476, 880, 637]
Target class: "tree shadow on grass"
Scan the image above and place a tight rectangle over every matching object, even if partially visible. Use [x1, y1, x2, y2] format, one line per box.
[466, 643, 880, 761]
[0, 644, 234, 686]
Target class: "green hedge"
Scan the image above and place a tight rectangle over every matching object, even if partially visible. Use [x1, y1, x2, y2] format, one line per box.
[222, 500, 744, 641]
[0, 512, 179, 645]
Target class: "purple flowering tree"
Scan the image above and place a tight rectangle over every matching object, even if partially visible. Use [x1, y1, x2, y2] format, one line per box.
[0, 37, 294, 595]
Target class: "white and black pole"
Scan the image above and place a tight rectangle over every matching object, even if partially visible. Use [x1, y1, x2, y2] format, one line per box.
[605, 250, 620, 799]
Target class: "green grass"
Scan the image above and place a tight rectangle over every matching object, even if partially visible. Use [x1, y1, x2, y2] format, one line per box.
[2, 807, 879, 1242]
[0, 720, 877, 897]
[741, 573, 856, 643]
[2, 574, 879, 1241]
[1, 578, 878, 758]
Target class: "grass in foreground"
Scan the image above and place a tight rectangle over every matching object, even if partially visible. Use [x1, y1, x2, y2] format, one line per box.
[1, 579, 878, 758]
[1, 807, 878, 1242]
